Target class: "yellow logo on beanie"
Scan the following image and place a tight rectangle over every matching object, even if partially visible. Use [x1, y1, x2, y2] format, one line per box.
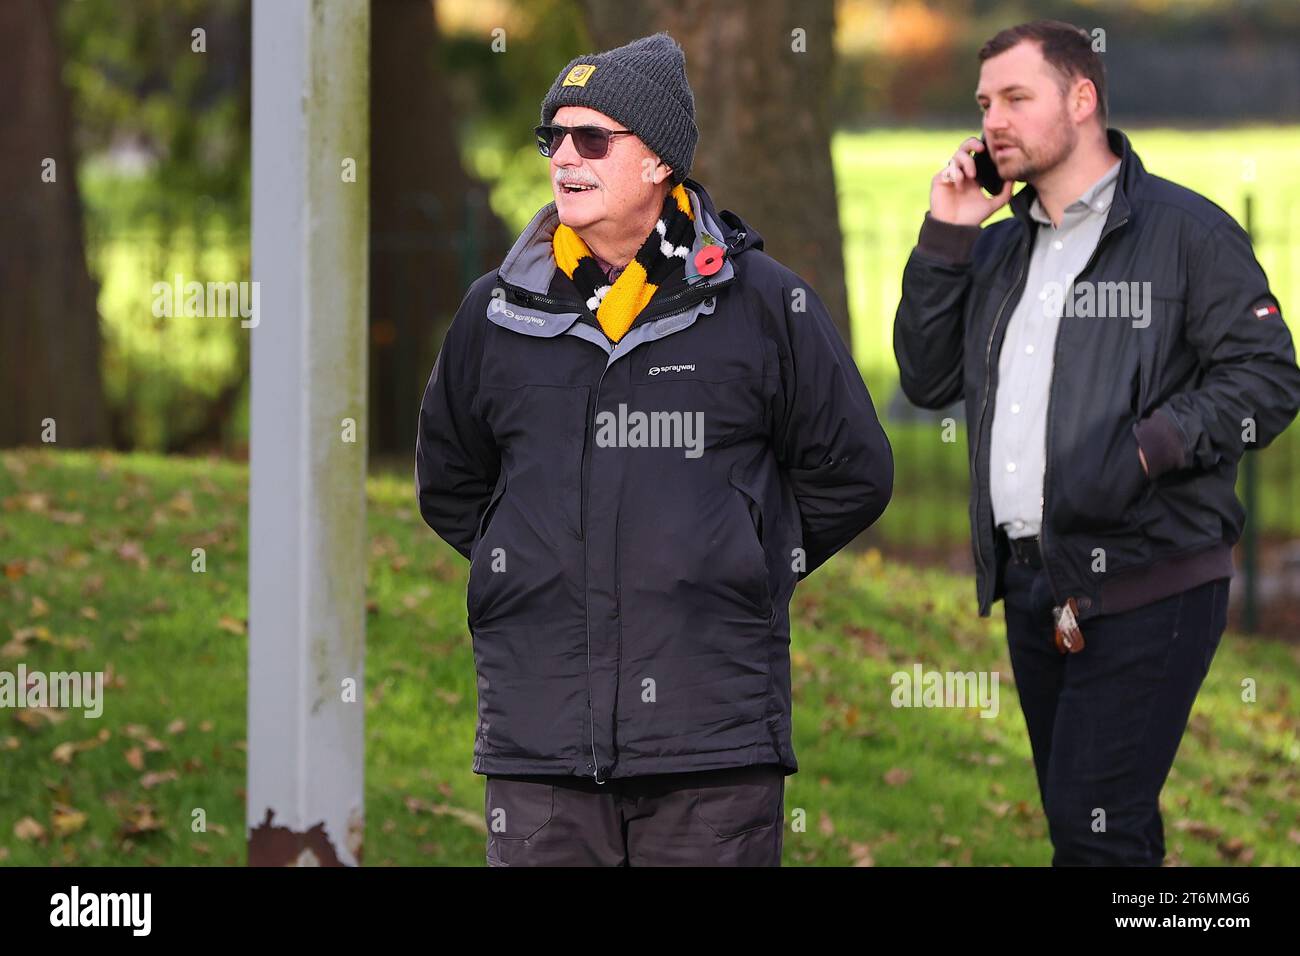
[563, 64, 597, 87]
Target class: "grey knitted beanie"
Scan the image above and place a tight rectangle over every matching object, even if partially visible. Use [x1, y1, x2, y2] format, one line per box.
[540, 32, 698, 186]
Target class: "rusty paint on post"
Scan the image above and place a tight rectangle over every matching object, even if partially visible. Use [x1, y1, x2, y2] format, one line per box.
[248, 808, 347, 867]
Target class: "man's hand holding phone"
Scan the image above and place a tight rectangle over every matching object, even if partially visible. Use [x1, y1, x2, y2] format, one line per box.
[930, 136, 1014, 226]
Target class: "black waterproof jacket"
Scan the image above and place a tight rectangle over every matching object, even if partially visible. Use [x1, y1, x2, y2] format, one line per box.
[417, 179, 893, 781]
[894, 128, 1300, 619]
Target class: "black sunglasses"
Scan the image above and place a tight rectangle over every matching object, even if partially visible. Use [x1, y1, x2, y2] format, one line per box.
[535, 124, 635, 160]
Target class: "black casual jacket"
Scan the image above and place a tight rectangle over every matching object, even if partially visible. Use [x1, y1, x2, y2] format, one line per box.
[894, 128, 1300, 619]
[417, 179, 893, 781]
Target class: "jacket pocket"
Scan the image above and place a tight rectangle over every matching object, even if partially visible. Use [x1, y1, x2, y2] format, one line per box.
[727, 469, 774, 618]
[692, 767, 783, 838]
[484, 777, 554, 841]
[1056, 430, 1149, 532]
[467, 471, 509, 623]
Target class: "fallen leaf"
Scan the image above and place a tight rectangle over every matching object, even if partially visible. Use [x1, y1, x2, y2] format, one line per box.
[124, 747, 144, 770]
[217, 616, 245, 635]
[116, 540, 147, 567]
[166, 719, 186, 735]
[119, 803, 163, 836]
[140, 770, 179, 789]
[2, 625, 49, 658]
[1217, 837, 1252, 861]
[51, 805, 87, 837]
[51, 730, 111, 765]
[849, 842, 875, 866]
[1174, 819, 1223, 841]
[884, 767, 912, 787]
[14, 817, 45, 842]
[13, 707, 67, 728]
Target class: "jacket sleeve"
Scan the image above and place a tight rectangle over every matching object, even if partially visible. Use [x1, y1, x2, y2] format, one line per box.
[770, 271, 894, 580]
[892, 213, 982, 409]
[1134, 217, 1300, 479]
[415, 284, 501, 561]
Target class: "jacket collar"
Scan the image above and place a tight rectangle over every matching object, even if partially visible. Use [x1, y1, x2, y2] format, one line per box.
[1009, 127, 1141, 236]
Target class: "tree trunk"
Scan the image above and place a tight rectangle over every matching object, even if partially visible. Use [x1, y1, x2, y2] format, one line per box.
[577, 0, 852, 344]
[369, 0, 510, 458]
[0, 0, 110, 448]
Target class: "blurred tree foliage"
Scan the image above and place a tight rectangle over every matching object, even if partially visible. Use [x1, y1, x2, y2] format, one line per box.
[56, 0, 251, 454]
[833, 0, 1300, 125]
[60, 0, 250, 227]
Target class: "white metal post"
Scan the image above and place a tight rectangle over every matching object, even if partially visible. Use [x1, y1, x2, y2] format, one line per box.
[247, 0, 369, 866]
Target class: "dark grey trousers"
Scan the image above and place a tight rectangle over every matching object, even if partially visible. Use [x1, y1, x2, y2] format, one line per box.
[483, 764, 786, 866]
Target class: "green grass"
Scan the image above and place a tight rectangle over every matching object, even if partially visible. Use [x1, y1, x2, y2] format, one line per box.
[2, 449, 1297, 866]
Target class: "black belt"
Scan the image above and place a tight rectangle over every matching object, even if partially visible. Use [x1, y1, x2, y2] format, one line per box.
[1003, 531, 1043, 569]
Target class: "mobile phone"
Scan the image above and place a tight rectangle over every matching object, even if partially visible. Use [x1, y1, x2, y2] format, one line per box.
[972, 135, 1005, 196]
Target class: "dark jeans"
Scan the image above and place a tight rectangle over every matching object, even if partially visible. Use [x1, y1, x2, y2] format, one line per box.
[1001, 556, 1229, 866]
[483, 764, 785, 866]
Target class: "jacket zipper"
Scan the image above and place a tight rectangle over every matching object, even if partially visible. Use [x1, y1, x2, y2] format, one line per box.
[1038, 214, 1129, 608]
[582, 361, 610, 783]
[971, 233, 1030, 607]
[577, 278, 726, 785]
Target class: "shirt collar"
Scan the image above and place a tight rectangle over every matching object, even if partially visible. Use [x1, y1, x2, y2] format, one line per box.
[1029, 157, 1121, 226]
[592, 253, 625, 284]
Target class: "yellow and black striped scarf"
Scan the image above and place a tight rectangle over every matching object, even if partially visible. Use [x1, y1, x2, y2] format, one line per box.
[553, 183, 695, 344]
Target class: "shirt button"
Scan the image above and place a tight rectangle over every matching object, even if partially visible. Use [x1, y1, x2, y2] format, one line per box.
[1053, 240, 1063, 250]
[1006, 462, 1017, 473]
[1025, 345, 1035, 355]
[1011, 403, 1021, 414]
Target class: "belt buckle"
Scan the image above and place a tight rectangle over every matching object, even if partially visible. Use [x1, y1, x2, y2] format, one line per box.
[1008, 534, 1037, 567]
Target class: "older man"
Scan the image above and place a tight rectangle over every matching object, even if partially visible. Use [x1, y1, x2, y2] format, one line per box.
[416, 33, 893, 866]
